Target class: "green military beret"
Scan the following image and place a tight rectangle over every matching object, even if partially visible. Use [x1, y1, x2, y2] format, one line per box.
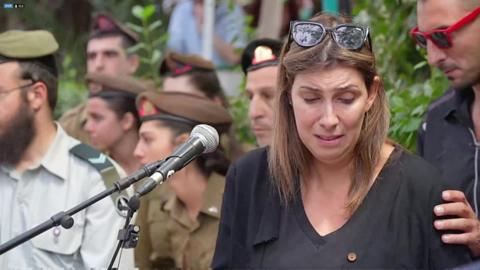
[136, 91, 232, 134]
[0, 30, 59, 62]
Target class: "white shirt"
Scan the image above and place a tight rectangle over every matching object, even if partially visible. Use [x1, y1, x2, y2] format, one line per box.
[0, 125, 129, 269]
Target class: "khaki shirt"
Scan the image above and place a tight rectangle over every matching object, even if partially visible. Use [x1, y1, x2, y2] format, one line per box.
[0, 125, 128, 269]
[135, 173, 225, 270]
[59, 102, 90, 144]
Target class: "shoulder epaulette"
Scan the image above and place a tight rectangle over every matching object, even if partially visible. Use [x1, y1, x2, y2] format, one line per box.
[70, 143, 125, 213]
[70, 143, 114, 172]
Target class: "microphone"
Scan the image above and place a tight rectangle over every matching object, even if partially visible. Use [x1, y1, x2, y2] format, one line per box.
[135, 124, 219, 196]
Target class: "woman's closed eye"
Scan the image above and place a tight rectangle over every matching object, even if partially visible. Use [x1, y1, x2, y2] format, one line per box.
[303, 95, 322, 103]
[337, 97, 355, 104]
[336, 92, 357, 105]
[140, 135, 153, 145]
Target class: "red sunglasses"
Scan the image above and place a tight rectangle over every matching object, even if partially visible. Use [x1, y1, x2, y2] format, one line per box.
[411, 7, 480, 49]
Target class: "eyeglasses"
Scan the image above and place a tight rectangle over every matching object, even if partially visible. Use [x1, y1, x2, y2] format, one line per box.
[0, 82, 35, 99]
[410, 7, 480, 49]
[290, 21, 371, 51]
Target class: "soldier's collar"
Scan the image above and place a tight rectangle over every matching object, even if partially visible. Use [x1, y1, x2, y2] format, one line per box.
[164, 196, 201, 230]
[444, 87, 474, 127]
[39, 123, 70, 180]
[163, 172, 224, 227]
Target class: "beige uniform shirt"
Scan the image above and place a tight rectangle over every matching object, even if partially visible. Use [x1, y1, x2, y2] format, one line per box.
[135, 173, 225, 270]
[0, 125, 128, 269]
[59, 102, 90, 144]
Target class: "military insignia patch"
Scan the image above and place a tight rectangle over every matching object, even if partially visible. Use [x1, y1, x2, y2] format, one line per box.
[138, 99, 159, 118]
[251, 46, 277, 65]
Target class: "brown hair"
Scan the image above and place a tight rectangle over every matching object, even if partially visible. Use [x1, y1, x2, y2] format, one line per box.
[101, 96, 141, 129]
[185, 70, 247, 160]
[187, 70, 229, 108]
[153, 120, 231, 177]
[88, 31, 136, 54]
[268, 13, 389, 213]
[18, 55, 58, 110]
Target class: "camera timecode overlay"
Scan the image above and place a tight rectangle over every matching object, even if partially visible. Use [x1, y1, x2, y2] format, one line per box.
[3, 3, 25, 9]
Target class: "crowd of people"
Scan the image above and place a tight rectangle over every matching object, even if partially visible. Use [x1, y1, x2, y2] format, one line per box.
[0, 0, 479, 269]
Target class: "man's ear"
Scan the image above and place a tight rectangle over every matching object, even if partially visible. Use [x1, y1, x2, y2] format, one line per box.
[127, 54, 140, 74]
[366, 76, 381, 112]
[27, 81, 48, 111]
[121, 112, 136, 131]
[173, 132, 190, 148]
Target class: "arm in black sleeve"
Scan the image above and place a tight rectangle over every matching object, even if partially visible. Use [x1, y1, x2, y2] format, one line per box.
[417, 120, 426, 157]
[428, 180, 473, 269]
[212, 164, 237, 269]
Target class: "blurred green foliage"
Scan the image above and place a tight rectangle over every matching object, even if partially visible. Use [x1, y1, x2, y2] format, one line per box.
[127, 4, 168, 87]
[4, 0, 451, 151]
[55, 2, 167, 118]
[54, 55, 88, 119]
[2, 1, 166, 118]
[226, 7, 257, 145]
[228, 0, 451, 149]
[353, 0, 448, 151]
[229, 78, 257, 144]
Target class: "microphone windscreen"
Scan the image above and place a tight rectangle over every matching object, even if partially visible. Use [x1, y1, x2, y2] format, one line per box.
[191, 124, 219, 153]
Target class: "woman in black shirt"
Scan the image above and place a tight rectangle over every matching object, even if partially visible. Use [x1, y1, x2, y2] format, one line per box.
[212, 12, 472, 269]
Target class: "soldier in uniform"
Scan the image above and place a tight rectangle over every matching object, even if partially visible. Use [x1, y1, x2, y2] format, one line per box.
[84, 73, 148, 175]
[59, 13, 140, 143]
[160, 52, 246, 160]
[133, 91, 232, 269]
[0, 30, 132, 268]
[160, 52, 229, 107]
[240, 38, 283, 147]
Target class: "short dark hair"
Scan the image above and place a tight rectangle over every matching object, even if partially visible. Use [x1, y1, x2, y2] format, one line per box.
[187, 70, 229, 108]
[157, 120, 231, 176]
[102, 96, 140, 129]
[17, 55, 58, 110]
[88, 31, 136, 53]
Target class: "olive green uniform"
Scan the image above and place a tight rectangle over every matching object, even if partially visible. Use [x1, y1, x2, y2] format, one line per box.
[134, 91, 232, 269]
[135, 173, 224, 269]
[59, 103, 90, 143]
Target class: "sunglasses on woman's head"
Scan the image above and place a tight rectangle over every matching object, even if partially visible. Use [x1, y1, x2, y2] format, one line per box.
[290, 21, 371, 51]
[410, 7, 480, 49]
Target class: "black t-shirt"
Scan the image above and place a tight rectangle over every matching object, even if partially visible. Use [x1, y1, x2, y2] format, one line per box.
[262, 148, 470, 269]
[213, 147, 472, 269]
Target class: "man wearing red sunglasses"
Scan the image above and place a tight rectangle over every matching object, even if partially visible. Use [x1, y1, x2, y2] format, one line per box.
[414, 0, 480, 257]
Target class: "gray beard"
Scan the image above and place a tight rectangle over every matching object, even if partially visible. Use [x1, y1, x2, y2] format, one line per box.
[0, 100, 36, 166]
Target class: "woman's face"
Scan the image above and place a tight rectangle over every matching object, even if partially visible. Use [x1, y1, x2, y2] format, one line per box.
[134, 121, 176, 165]
[84, 97, 125, 152]
[290, 66, 377, 166]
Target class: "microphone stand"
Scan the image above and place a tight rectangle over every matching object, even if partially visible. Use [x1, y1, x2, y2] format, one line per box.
[0, 160, 164, 255]
[107, 194, 141, 270]
[106, 154, 177, 269]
